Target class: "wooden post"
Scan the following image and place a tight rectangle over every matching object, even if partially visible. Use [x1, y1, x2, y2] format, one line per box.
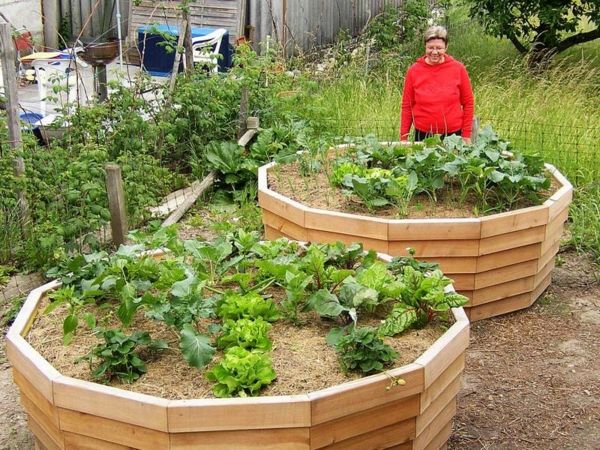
[183, 9, 194, 74]
[237, 86, 249, 139]
[0, 20, 29, 228]
[105, 164, 128, 247]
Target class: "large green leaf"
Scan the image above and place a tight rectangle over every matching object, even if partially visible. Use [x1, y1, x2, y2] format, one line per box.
[307, 289, 345, 318]
[179, 324, 216, 368]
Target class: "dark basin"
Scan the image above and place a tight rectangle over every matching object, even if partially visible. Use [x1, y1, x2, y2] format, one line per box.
[78, 40, 119, 66]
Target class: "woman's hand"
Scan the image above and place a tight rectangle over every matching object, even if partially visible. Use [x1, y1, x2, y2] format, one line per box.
[462, 137, 472, 145]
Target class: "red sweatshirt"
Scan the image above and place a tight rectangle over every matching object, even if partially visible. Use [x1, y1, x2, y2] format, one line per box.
[400, 55, 474, 139]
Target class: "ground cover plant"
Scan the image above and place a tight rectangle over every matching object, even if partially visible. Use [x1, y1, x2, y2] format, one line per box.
[31, 228, 466, 398]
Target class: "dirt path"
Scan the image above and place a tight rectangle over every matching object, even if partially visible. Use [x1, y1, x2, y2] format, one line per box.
[1, 251, 599, 449]
[449, 250, 600, 449]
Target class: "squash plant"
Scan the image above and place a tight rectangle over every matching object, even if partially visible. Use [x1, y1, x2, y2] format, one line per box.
[44, 228, 466, 394]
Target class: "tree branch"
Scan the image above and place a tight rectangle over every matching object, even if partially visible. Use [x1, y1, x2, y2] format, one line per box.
[556, 27, 600, 52]
[507, 32, 528, 53]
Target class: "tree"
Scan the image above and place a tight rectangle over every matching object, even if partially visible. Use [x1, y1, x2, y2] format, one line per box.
[467, 0, 600, 66]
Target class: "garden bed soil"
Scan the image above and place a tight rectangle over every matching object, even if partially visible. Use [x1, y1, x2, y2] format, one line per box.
[25, 296, 446, 399]
[268, 160, 556, 219]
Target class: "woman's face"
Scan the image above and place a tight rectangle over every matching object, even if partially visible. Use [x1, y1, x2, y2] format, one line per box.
[425, 38, 447, 64]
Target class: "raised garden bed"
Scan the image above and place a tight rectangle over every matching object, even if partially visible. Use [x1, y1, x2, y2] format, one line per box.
[7, 238, 469, 449]
[258, 138, 573, 321]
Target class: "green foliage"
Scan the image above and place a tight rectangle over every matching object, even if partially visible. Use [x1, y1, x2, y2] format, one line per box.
[205, 346, 277, 397]
[567, 185, 600, 262]
[179, 324, 216, 368]
[330, 127, 550, 214]
[380, 267, 469, 336]
[217, 317, 273, 351]
[334, 326, 398, 374]
[84, 329, 168, 383]
[467, 0, 600, 62]
[216, 291, 279, 322]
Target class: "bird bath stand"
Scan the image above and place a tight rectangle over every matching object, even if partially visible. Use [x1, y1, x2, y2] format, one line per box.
[78, 40, 119, 102]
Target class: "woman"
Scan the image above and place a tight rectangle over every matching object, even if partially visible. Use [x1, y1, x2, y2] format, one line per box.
[400, 26, 474, 144]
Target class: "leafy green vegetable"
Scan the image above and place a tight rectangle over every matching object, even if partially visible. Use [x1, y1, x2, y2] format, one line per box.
[179, 324, 216, 368]
[217, 318, 273, 351]
[335, 327, 398, 374]
[205, 346, 276, 397]
[216, 292, 279, 322]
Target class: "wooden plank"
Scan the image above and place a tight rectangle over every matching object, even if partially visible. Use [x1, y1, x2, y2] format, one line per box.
[8, 280, 60, 337]
[445, 273, 475, 291]
[264, 225, 288, 241]
[545, 163, 572, 190]
[538, 241, 560, 272]
[474, 259, 538, 290]
[305, 208, 389, 241]
[387, 219, 481, 240]
[310, 395, 419, 449]
[21, 393, 63, 449]
[63, 432, 133, 450]
[258, 189, 306, 227]
[418, 256, 477, 274]
[58, 408, 170, 449]
[319, 418, 415, 450]
[545, 207, 569, 238]
[540, 223, 564, 256]
[532, 273, 552, 302]
[471, 276, 534, 306]
[424, 421, 452, 450]
[546, 185, 573, 221]
[480, 205, 548, 238]
[262, 209, 308, 242]
[257, 163, 273, 190]
[53, 375, 169, 432]
[466, 291, 535, 321]
[170, 427, 310, 449]
[388, 239, 480, 258]
[534, 259, 555, 287]
[419, 354, 465, 414]
[415, 320, 469, 388]
[5, 334, 60, 403]
[306, 228, 389, 254]
[476, 243, 541, 272]
[478, 225, 545, 256]
[13, 370, 59, 428]
[308, 364, 423, 425]
[28, 415, 63, 450]
[167, 396, 311, 432]
[413, 398, 456, 450]
[162, 173, 215, 226]
[416, 375, 460, 435]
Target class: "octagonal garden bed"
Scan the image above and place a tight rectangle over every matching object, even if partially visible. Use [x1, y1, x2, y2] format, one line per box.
[8, 275, 468, 450]
[258, 161, 572, 321]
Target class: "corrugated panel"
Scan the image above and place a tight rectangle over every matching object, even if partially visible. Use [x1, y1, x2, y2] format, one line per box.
[128, 0, 246, 46]
[252, 0, 405, 54]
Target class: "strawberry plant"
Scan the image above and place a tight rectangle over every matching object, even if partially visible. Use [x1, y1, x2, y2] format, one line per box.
[333, 326, 398, 374]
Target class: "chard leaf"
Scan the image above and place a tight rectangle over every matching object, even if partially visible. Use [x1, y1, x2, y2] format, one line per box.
[379, 304, 417, 336]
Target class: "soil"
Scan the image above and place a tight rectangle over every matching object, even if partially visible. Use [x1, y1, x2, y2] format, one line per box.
[1, 249, 599, 449]
[268, 159, 556, 219]
[25, 296, 445, 399]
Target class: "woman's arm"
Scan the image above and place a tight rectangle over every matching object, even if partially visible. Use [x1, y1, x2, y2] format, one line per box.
[399, 69, 415, 140]
[459, 66, 475, 139]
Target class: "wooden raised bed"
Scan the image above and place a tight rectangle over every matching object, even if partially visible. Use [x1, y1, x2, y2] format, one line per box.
[258, 162, 572, 321]
[8, 275, 469, 449]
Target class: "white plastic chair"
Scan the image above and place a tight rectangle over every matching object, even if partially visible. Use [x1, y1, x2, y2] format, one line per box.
[31, 56, 82, 114]
[191, 28, 227, 73]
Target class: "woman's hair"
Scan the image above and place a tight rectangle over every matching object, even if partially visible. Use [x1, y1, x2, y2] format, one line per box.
[424, 26, 448, 44]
